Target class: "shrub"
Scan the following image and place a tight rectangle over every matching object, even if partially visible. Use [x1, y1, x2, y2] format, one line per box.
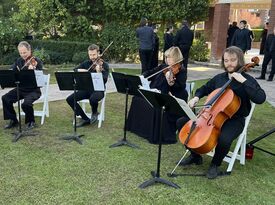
[190, 36, 210, 62]
[33, 48, 51, 64]
[0, 51, 19, 65]
[100, 22, 138, 62]
[72, 52, 87, 64]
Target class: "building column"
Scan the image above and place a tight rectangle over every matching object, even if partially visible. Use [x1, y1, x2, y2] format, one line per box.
[204, 7, 215, 42]
[268, 0, 275, 34]
[210, 3, 230, 62]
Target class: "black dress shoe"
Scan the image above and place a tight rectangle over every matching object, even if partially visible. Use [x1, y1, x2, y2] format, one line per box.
[255, 76, 265, 80]
[4, 120, 19, 129]
[90, 114, 98, 125]
[76, 119, 90, 127]
[206, 164, 218, 179]
[267, 78, 273, 81]
[178, 154, 203, 166]
[27, 121, 36, 129]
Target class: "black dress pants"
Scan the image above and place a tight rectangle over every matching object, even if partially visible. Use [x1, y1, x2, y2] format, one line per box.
[139, 49, 153, 73]
[261, 51, 275, 79]
[176, 116, 245, 166]
[2, 88, 41, 123]
[66, 90, 104, 120]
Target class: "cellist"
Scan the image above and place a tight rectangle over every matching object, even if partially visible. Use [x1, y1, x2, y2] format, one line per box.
[176, 46, 266, 179]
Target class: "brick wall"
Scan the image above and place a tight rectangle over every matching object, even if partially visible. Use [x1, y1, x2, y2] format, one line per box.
[210, 4, 230, 62]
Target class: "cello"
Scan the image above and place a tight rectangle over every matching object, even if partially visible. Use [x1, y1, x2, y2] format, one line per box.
[178, 57, 260, 154]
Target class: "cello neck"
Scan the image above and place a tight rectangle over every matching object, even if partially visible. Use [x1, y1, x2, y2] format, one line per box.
[205, 78, 232, 107]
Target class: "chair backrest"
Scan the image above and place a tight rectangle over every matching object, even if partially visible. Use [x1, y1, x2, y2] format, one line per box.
[207, 102, 256, 172]
[41, 74, 50, 98]
[185, 82, 195, 100]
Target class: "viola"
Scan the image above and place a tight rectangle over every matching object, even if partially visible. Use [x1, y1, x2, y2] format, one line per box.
[178, 57, 259, 154]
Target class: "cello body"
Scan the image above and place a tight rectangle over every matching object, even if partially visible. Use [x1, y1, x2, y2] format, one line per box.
[179, 88, 241, 154]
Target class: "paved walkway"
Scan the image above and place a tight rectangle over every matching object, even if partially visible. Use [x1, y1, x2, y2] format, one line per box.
[0, 63, 274, 108]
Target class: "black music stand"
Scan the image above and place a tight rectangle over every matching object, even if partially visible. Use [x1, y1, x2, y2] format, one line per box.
[109, 72, 140, 149]
[138, 89, 183, 189]
[55, 72, 94, 145]
[0, 70, 38, 142]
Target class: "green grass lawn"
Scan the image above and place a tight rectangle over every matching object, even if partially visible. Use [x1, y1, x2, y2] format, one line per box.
[0, 92, 274, 205]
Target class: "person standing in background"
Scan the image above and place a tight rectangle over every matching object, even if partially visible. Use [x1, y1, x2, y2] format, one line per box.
[231, 20, 251, 53]
[256, 26, 275, 81]
[226, 22, 239, 48]
[260, 22, 269, 55]
[150, 24, 159, 69]
[174, 20, 194, 69]
[163, 25, 174, 63]
[136, 18, 155, 73]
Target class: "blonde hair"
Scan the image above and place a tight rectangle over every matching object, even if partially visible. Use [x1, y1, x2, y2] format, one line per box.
[164, 46, 183, 63]
[18, 41, 31, 51]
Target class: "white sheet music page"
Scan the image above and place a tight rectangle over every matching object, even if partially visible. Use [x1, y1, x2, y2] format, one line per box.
[173, 96, 197, 121]
[139, 75, 150, 90]
[34, 70, 44, 87]
[91, 73, 105, 91]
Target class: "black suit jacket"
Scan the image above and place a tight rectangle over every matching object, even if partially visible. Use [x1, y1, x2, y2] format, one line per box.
[174, 26, 194, 52]
[264, 34, 275, 53]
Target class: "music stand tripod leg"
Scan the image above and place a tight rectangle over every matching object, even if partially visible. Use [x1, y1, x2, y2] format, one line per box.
[139, 107, 180, 189]
[60, 83, 84, 145]
[109, 89, 139, 149]
[12, 81, 37, 142]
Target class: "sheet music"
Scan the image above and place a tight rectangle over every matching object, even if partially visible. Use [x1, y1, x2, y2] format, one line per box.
[91, 73, 105, 91]
[173, 96, 197, 121]
[139, 75, 150, 90]
[34, 70, 45, 87]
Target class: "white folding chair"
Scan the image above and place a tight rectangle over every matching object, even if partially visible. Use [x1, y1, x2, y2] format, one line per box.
[20, 74, 50, 125]
[79, 91, 106, 128]
[207, 102, 256, 172]
[186, 81, 195, 100]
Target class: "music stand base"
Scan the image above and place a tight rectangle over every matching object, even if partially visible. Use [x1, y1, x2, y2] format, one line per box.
[12, 131, 37, 143]
[109, 138, 139, 148]
[60, 134, 84, 145]
[139, 171, 180, 189]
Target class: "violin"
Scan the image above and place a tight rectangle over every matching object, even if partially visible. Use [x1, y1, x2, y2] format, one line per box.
[178, 56, 259, 154]
[146, 59, 183, 80]
[19, 56, 37, 71]
[87, 41, 113, 72]
[88, 57, 104, 72]
[163, 63, 181, 85]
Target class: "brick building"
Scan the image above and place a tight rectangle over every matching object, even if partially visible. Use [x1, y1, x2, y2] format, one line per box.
[207, 0, 275, 62]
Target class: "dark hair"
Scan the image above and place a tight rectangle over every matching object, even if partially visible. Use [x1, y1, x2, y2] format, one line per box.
[232, 21, 238, 26]
[88, 44, 99, 51]
[221, 46, 245, 71]
[182, 20, 189, 27]
[266, 22, 269, 25]
[166, 25, 173, 32]
[240, 20, 247, 25]
[140, 18, 148, 27]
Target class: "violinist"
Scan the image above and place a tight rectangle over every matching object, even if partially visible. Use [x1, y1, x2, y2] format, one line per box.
[66, 44, 109, 127]
[144, 46, 188, 100]
[2, 41, 43, 129]
[127, 46, 188, 144]
[176, 46, 266, 179]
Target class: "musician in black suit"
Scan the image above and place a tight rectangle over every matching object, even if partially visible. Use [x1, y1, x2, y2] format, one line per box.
[2, 41, 43, 129]
[127, 46, 188, 144]
[174, 20, 194, 69]
[66, 44, 109, 127]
